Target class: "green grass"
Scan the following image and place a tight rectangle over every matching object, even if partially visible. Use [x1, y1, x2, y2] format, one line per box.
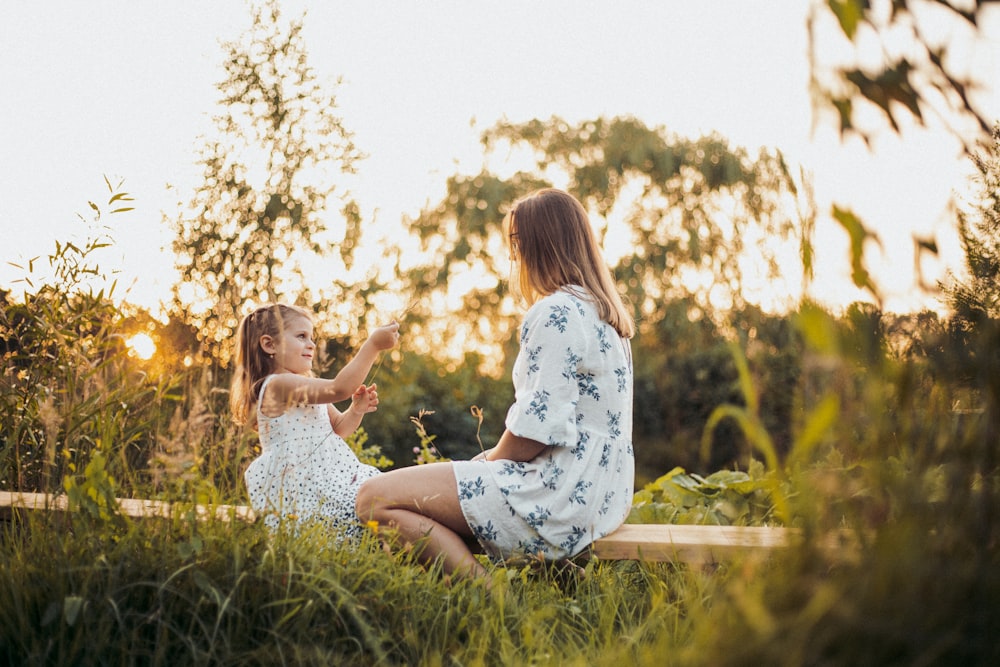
[3, 207, 998, 665]
[0, 510, 714, 666]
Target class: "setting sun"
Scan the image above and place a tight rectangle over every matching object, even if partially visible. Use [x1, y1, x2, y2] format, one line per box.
[126, 333, 156, 360]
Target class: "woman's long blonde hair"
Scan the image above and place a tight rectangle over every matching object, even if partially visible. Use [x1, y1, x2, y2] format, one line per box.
[503, 188, 635, 338]
[230, 303, 311, 426]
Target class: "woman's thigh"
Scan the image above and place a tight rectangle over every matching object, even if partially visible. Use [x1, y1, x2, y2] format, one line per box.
[358, 462, 472, 537]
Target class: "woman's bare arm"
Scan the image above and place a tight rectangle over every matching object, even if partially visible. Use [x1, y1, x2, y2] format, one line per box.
[485, 429, 548, 462]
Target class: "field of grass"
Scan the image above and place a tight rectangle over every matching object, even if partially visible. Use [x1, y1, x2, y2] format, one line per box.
[1, 206, 997, 665]
[1, 508, 716, 666]
[3, 377, 998, 667]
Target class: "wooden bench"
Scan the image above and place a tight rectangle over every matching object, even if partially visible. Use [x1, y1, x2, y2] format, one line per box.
[591, 522, 797, 563]
[1, 491, 819, 564]
[0, 491, 255, 523]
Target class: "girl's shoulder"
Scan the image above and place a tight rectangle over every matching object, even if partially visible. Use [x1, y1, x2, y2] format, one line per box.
[258, 372, 312, 416]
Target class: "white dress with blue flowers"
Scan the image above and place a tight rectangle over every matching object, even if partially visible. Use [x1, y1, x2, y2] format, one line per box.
[452, 287, 634, 560]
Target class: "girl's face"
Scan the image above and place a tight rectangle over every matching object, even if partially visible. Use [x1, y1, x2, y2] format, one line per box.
[263, 315, 315, 375]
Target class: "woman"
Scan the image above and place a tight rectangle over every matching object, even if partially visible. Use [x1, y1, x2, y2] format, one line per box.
[356, 188, 635, 578]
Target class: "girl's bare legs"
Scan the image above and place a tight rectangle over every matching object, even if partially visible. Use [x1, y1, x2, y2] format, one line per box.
[356, 462, 489, 579]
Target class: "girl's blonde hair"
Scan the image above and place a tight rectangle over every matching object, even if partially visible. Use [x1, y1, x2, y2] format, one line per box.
[230, 303, 312, 426]
[503, 188, 635, 338]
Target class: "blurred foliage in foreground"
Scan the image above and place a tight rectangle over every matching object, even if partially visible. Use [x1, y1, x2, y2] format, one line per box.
[1, 172, 998, 664]
[1, 287, 997, 665]
[3, 1, 998, 661]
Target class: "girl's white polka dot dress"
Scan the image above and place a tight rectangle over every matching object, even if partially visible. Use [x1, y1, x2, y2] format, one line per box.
[244, 375, 380, 537]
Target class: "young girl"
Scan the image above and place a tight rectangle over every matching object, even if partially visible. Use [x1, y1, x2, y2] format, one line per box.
[356, 188, 635, 578]
[231, 303, 400, 536]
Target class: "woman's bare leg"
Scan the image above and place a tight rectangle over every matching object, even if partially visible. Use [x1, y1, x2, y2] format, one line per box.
[356, 462, 488, 579]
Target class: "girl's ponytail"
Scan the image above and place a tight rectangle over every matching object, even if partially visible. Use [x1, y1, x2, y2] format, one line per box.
[230, 310, 258, 426]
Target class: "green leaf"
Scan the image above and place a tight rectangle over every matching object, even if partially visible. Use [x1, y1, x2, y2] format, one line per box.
[193, 570, 223, 606]
[729, 342, 758, 415]
[828, 0, 867, 39]
[63, 596, 86, 627]
[789, 393, 840, 466]
[703, 470, 751, 487]
[795, 302, 839, 354]
[832, 205, 882, 298]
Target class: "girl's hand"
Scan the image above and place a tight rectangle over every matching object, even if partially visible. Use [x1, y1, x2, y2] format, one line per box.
[349, 383, 379, 415]
[368, 321, 401, 351]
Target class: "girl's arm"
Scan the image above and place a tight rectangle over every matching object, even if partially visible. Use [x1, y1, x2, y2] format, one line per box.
[485, 429, 548, 462]
[329, 322, 399, 399]
[329, 384, 379, 437]
[262, 322, 399, 412]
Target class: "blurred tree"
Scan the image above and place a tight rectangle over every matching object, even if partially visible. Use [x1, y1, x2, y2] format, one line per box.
[168, 0, 365, 362]
[484, 117, 801, 327]
[809, 0, 994, 149]
[360, 349, 514, 467]
[396, 170, 550, 373]
[942, 124, 1000, 329]
[399, 116, 803, 370]
[634, 301, 805, 479]
[884, 309, 947, 360]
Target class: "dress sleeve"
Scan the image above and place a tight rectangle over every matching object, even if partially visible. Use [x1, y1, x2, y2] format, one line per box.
[505, 293, 590, 447]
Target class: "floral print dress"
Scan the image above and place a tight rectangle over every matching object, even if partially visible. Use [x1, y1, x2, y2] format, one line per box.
[452, 287, 634, 560]
[244, 374, 380, 537]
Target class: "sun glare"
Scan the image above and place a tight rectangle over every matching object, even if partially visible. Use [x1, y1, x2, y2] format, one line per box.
[126, 333, 156, 360]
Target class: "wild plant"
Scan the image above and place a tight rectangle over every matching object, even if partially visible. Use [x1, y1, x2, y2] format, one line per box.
[0, 181, 174, 496]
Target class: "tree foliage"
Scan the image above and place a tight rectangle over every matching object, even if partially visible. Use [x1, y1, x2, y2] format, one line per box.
[397, 169, 549, 370]
[482, 117, 800, 323]
[168, 0, 364, 360]
[942, 123, 1000, 328]
[398, 116, 803, 367]
[810, 0, 995, 149]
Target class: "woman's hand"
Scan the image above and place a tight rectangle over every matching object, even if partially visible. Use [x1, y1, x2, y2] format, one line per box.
[367, 321, 401, 352]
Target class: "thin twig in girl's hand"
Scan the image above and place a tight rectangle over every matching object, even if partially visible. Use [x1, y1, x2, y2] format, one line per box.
[365, 351, 388, 386]
[365, 297, 421, 386]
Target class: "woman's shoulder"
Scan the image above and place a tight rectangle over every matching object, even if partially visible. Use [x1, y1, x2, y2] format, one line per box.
[531, 286, 590, 308]
[522, 287, 596, 333]
[534, 287, 595, 318]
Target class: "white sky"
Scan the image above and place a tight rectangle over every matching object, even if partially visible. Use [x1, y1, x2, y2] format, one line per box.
[1, 1, 997, 317]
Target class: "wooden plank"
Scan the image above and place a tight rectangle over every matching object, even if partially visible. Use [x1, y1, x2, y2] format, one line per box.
[592, 523, 795, 563]
[0, 491, 255, 523]
[1, 492, 846, 564]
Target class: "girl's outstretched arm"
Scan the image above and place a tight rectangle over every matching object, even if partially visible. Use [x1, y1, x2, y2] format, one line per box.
[329, 321, 400, 398]
[261, 323, 399, 412]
